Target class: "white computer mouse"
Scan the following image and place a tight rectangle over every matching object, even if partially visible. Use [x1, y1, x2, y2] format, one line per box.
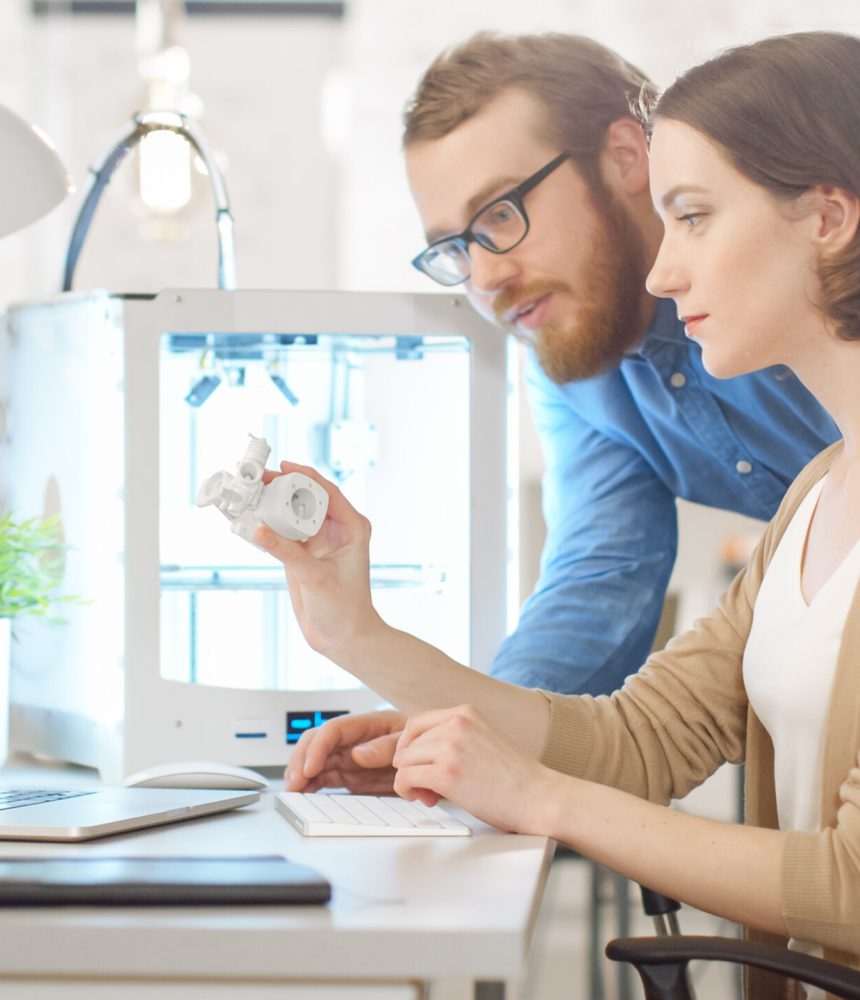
[123, 760, 269, 791]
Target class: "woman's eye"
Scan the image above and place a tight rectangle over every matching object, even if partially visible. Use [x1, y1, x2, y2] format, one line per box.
[679, 212, 704, 229]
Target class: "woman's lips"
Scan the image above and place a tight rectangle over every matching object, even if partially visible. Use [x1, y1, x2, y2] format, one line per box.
[682, 314, 708, 336]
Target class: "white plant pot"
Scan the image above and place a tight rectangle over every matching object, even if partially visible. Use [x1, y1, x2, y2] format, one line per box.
[0, 618, 8, 766]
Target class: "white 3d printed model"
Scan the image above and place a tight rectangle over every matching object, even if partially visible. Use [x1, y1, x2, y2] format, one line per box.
[196, 433, 329, 544]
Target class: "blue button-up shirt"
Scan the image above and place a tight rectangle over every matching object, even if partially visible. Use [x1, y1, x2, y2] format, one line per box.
[489, 297, 839, 695]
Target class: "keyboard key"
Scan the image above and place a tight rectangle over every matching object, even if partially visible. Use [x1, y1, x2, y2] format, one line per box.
[412, 799, 472, 832]
[277, 791, 332, 824]
[333, 795, 389, 827]
[351, 795, 407, 827]
[385, 797, 443, 829]
[0, 790, 95, 813]
[308, 794, 361, 825]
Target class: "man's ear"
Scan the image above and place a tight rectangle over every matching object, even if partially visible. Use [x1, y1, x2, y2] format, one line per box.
[813, 185, 860, 255]
[599, 117, 650, 196]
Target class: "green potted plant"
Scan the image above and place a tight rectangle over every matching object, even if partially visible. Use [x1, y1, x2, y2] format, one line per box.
[0, 512, 79, 763]
[0, 512, 76, 627]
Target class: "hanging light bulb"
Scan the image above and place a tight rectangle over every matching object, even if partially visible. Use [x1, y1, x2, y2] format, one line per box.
[133, 0, 213, 232]
[139, 127, 192, 214]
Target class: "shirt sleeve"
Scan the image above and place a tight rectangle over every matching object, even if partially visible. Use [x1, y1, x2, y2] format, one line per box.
[489, 359, 678, 695]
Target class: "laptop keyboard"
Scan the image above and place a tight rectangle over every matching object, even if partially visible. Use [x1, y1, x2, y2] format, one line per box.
[0, 789, 96, 813]
[275, 791, 471, 837]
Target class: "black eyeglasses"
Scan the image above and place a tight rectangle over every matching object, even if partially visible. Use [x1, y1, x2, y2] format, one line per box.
[411, 152, 569, 287]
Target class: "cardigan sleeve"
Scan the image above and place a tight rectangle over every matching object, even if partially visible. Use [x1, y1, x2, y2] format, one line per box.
[538, 443, 841, 806]
[537, 562, 755, 803]
[776, 511, 860, 955]
[781, 750, 860, 954]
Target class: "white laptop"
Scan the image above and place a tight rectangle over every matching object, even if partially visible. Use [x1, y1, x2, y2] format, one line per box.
[0, 786, 259, 842]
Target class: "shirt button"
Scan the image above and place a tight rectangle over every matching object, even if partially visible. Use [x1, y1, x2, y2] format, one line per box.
[669, 372, 686, 388]
[736, 460, 753, 474]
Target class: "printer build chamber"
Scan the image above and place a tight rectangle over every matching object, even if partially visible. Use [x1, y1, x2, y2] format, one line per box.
[2, 288, 513, 782]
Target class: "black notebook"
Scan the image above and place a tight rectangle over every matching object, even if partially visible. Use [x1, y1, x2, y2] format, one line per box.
[0, 855, 331, 905]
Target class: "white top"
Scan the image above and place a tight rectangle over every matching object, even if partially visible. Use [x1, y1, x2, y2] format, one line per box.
[744, 475, 860, 829]
[744, 474, 860, 989]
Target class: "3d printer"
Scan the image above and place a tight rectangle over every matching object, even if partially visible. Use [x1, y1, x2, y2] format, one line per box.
[3, 287, 513, 782]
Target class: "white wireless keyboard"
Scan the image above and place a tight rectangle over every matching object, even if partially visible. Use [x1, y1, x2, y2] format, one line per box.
[275, 791, 472, 837]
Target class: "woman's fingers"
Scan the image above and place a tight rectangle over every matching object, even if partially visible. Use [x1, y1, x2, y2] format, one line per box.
[254, 524, 316, 568]
[351, 731, 401, 767]
[285, 713, 407, 790]
[397, 704, 481, 753]
[302, 766, 399, 795]
[393, 764, 443, 807]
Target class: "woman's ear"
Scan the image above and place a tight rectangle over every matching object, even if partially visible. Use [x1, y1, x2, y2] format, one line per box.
[599, 117, 650, 196]
[813, 185, 860, 254]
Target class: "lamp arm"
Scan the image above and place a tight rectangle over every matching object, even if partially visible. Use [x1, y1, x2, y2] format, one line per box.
[62, 110, 236, 292]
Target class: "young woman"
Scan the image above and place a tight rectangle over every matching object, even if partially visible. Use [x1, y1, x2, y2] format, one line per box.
[255, 31, 860, 986]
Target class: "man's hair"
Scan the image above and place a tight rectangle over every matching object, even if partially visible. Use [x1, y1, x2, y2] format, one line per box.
[403, 32, 653, 185]
[645, 31, 860, 342]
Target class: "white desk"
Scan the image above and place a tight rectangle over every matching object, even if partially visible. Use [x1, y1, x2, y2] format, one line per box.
[0, 767, 554, 1000]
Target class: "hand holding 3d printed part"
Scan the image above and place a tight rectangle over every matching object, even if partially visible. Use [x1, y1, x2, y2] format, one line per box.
[199, 447, 553, 823]
[253, 459, 388, 663]
[253, 465, 558, 835]
[197, 434, 329, 544]
[251, 461, 549, 753]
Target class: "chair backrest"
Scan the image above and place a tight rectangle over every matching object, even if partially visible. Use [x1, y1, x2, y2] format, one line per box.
[606, 935, 860, 1000]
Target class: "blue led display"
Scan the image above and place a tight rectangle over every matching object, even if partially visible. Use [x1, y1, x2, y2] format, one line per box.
[286, 709, 348, 745]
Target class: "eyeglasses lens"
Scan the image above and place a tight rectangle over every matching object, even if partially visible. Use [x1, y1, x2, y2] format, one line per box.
[422, 199, 527, 285]
[423, 241, 470, 285]
[472, 199, 526, 252]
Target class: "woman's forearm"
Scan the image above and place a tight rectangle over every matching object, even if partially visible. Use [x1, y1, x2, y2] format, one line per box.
[544, 774, 788, 936]
[253, 473, 550, 757]
[334, 619, 551, 758]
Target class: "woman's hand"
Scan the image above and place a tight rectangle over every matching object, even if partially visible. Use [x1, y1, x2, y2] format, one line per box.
[255, 461, 385, 661]
[285, 710, 406, 794]
[254, 466, 551, 764]
[392, 704, 562, 835]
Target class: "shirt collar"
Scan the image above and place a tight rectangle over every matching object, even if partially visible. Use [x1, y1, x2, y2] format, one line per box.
[622, 298, 683, 361]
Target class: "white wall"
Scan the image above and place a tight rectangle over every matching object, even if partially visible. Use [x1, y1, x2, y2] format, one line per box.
[4, 0, 859, 302]
[0, 2, 341, 303]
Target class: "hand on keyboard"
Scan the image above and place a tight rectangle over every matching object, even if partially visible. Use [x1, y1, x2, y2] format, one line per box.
[275, 792, 471, 837]
[285, 711, 406, 795]
[391, 705, 562, 836]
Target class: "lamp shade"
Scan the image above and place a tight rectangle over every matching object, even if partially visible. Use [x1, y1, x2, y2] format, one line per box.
[0, 104, 72, 239]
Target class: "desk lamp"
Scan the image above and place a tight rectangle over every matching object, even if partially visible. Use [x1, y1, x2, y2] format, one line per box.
[0, 103, 69, 765]
[0, 104, 72, 239]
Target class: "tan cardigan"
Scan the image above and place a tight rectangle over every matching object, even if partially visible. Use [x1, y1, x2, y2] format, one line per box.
[538, 442, 860, 997]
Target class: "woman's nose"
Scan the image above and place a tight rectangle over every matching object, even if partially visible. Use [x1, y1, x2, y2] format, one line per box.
[645, 239, 687, 299]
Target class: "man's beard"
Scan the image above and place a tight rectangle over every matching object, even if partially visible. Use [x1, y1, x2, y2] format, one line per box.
[498, 188, 650, 384]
